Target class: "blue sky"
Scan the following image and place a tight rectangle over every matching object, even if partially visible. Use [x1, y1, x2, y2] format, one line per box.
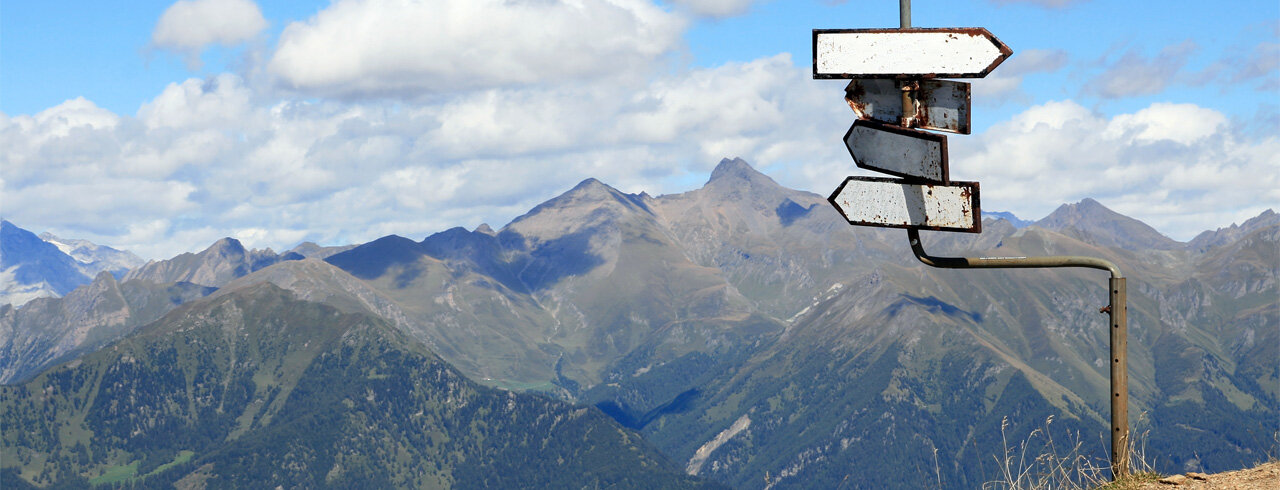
[2, 0, 1277, 259]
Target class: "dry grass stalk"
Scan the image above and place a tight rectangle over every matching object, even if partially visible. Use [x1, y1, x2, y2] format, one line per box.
[982, 413, 1160, 490]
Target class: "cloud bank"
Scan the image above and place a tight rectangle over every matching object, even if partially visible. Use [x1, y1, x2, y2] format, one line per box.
[954, 101, 1278, 236]
[2, 0, 1274, 260]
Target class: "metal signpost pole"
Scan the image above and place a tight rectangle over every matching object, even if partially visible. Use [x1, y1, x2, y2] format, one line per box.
[1109, 276, 1130, 477]
[821, 0, 1131, 479]
[900, 0, 914, 128]
[904, 231, 1129, 478]
[889, 0, 1130, 477]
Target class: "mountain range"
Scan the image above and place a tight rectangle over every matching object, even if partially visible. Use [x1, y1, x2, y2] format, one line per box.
[2, 158, 1275, 488]
[1, 221, 145, 308]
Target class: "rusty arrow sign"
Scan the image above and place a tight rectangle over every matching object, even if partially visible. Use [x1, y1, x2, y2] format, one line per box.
[845, 119, 948, 182]
[813, 28, 1012, 79]
[845, 79, 971, 134]
[828, 176, 980, 233]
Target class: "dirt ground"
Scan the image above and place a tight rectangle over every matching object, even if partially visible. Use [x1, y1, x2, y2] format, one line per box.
[1132, 461, 1279, 489]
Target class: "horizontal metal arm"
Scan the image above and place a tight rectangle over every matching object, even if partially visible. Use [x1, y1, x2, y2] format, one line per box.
[907, 229, 1122, 278]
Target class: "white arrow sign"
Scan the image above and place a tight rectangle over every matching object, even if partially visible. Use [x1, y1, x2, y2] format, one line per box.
[814, 28, 1012, 79]
[845, 79, 972, 134]
[845, 119, 948, 182]
[828, 176, 980, 233]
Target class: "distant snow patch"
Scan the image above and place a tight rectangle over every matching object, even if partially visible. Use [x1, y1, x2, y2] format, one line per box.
[787, 282, 843, 323]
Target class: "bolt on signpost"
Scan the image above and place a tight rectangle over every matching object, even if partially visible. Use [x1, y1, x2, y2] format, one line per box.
[814, 0, 1131, 479]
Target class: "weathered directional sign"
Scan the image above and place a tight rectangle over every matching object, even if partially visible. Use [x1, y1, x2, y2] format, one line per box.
[828, 176, 980, 232]
[814, 6, 1138, 482]
[845, 79, 972, 134]
[845, 119, 948, 182]
[814, 28, 1012, 79]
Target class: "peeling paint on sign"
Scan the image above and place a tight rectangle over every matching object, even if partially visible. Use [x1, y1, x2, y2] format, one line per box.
[845, 120, 948, 183]
[827, 176, 980, 233]
[813, 28, 1012, 79]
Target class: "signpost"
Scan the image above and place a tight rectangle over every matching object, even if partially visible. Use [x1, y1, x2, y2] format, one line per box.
[813, 28, 1012, 79]
[845, 79, 971, 134]
[844, 120, 948, 182]
[829, 177, 978, 232]
[814, 0, 1132, 480]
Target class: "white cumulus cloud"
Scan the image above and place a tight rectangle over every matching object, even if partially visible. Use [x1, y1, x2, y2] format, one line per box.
[267, 0, 685, 98]
[1103, 103, 1227, 145]
[953, 100, 1279, 239]
[138, 74, 256, 130]
[152, 0, 268, 69]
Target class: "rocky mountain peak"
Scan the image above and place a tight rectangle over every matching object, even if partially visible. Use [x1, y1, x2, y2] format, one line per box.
[287, 241, 356, 259]
[1035, 198, 1181, 251]
[1187, 208, 1279, 252]
[985, 211, 1033, 228]
[505, 177, 654, 238]
[573, 177, 608, 191]
[551, 178, 648, 210]
[121, 237, 288, 288]
[36, 231, 144, 277]
[207, 237, 247, 257]
[421, 227, 502, 261]
[548, 178, 623, 205]
[288, 242, 324, 257]
[1, 220, 91, 306]
[1039, 198, 1114, 224]
[324, 235, 428, 280]
[1, 221, 59, 266]
[1244, 208, 1279, 229]
[707, 157, 781, 188]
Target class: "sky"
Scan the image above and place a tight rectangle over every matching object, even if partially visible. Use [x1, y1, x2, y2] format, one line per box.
[2, 0, 1277, 260]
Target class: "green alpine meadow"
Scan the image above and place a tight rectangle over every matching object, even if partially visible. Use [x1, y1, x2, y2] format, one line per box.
[0, 283, 715, 488]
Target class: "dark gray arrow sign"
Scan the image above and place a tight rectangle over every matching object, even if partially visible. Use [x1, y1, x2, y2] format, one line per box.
[845, 79, 972, 134]
[845, 119, 948, 182]
[814, 28, 1012, 79]
[828, 176, 981, 233]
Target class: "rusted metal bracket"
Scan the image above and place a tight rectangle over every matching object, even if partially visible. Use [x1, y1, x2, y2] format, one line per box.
[906, 227, 1130, 478]
[907, 229, 1122, 277]
[900, 80, 919, 128]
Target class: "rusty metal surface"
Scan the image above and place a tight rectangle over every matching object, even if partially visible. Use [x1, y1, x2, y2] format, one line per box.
[813, 28, 1013, 79]
[905, 229, 1123, 276]
[827, 176, 979, 232]
[1109, 277, 1130, 478]
[845, 79, 972, 134]
[844, 119, 949, 182]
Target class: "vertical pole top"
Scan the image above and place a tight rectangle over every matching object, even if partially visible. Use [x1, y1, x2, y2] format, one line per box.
[899, 0, 914, 126]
